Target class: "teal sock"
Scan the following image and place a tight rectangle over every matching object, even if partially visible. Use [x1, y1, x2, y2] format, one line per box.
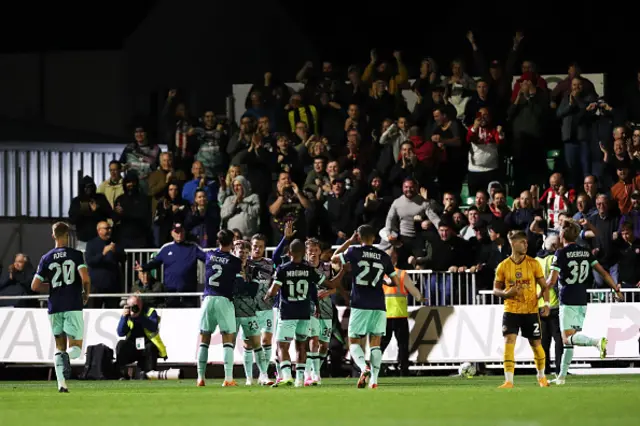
[254, 347, 268, 375]
[263, 345, 272, 366]
[243, 348, 253, 380]
[197, 343, 209, 381]
[280, 361, 292, 380]
[311, 352, 321, 377]
[370, 346, 382, 385]
[305, 353, 313, 377]
[275, 357, 282, 378]
[349, 344, 367, 371]
[54, 352, 67, 389]
[559, 346, 574, 378]
[571, 333, 598, 347]
[223, 343, 234, 381]
[67, 346, 81, 359]
[296, 365, 305, 383]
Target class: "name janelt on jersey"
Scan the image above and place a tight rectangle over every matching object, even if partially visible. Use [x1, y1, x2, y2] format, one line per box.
[361, 251, 381, 260]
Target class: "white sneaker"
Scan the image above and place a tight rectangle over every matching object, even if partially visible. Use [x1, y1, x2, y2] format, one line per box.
[549, 377, 566, 385]
[294, 380, 303, 388]
[245, 378, 253, 386]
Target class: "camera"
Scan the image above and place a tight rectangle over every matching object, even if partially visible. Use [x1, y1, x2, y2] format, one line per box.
[125, 304, 140, 314]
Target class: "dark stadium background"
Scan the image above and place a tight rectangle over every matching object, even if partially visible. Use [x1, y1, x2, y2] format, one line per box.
[0, 0, 637, 138]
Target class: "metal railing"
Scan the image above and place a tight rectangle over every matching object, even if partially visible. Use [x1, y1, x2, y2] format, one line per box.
[478, 288, 640, 304]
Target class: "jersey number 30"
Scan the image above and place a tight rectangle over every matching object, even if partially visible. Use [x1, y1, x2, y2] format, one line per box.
[566, 260, 590, 285]
[49, 260, 76, 288]
[355, 261, 384, 286]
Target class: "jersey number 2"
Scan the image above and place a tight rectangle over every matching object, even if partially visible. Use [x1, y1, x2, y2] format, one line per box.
[49, 260, 76, 288]
[208, 264, 223, 287]
[355, 261, 384, 286]
[566, 260, 590, 285]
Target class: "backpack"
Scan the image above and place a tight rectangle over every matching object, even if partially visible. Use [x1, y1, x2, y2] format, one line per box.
[80, 344, 118, 380]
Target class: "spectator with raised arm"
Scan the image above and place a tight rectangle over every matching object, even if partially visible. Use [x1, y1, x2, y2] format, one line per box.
[268, 172, 311, 244]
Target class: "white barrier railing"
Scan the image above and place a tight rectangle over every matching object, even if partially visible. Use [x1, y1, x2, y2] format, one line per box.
[0, 270, 476, 307]
[478, 288, 640, 304]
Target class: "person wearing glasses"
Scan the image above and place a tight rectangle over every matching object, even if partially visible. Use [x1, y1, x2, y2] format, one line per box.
[85, 221, 125, 308]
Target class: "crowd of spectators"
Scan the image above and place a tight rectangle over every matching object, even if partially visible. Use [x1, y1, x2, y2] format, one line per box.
[3, 31, 640, 307]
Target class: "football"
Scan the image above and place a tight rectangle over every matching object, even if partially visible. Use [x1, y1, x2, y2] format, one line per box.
[459, 362, 476, 378]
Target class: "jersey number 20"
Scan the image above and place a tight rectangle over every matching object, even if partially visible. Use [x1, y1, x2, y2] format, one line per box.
[49, 260, 76, 288]
[566, 260, 590, 285]
[355, 261, 384, 286]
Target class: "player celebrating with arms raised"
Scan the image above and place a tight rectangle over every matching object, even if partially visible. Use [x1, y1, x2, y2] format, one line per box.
[547, 220, 623, 385]
[266, 239, 325, 388]
[493, 230, 551, 388]
[31, 222, 91, 393]
[332, 225, 422, 389]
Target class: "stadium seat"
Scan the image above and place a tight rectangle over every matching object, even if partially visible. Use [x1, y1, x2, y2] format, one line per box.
[459, 182, 469, 201]
[547, 149, 561, 171]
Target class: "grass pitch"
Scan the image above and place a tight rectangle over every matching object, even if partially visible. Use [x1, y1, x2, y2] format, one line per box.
[1, 375, 638, 425]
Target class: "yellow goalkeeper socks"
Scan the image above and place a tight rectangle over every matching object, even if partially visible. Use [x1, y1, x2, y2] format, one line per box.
[504, 343, 515, 383]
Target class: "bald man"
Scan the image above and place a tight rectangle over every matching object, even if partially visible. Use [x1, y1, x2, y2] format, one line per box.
[84, 221, 125, 308]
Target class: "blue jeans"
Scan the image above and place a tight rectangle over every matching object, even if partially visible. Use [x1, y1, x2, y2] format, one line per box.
[427, 274, 452, 306]
[593, 263, 618, 289]
[564, 140, 590, 188]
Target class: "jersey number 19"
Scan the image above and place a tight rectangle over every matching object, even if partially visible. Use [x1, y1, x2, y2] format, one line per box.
[287, 279, 308, 301]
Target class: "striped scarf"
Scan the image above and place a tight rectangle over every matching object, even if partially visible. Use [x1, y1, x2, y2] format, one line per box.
[175, 120, 189, 157]
[288, 105, 318, 135]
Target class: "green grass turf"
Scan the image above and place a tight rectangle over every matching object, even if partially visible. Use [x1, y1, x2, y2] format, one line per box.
[1, 375, 639, 425]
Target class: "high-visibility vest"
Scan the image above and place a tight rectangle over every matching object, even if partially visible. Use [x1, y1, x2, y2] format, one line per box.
[383, 268, 408, 319]
[535, 255, 559, 309]
[126, 307, 168, 358]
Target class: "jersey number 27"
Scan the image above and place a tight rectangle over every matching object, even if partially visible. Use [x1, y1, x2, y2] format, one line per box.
[355, 261, 384, 286]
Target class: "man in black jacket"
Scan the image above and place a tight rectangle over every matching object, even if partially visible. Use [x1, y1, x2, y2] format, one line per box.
[68, 176, 113, 250]
[85, 221, 125, 308]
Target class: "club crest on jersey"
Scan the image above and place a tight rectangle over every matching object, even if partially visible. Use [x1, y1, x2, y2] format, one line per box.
[516, 272, 522, 279]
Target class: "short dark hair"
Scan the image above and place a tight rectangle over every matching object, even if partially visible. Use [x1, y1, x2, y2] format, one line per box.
[289, 239, 305, 256]
[251, 233, 267, 244]
[357, 224, 376, 241]
[217, 229, 234, 246]
[109, 160, 121, 169]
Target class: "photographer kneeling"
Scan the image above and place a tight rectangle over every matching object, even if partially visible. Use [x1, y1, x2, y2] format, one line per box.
[116, 295, 167, 379]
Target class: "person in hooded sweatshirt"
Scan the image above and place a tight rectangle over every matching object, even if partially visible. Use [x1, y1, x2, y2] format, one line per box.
[68, 176, 113, 250]
[113, 172, 152, 249]
[220, 176, 260, 237]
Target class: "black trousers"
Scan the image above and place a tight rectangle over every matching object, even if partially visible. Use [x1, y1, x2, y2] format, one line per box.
[541, 308, 563, 375]
[380, 317, 410, 376]
[116, 338, 160, 374]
